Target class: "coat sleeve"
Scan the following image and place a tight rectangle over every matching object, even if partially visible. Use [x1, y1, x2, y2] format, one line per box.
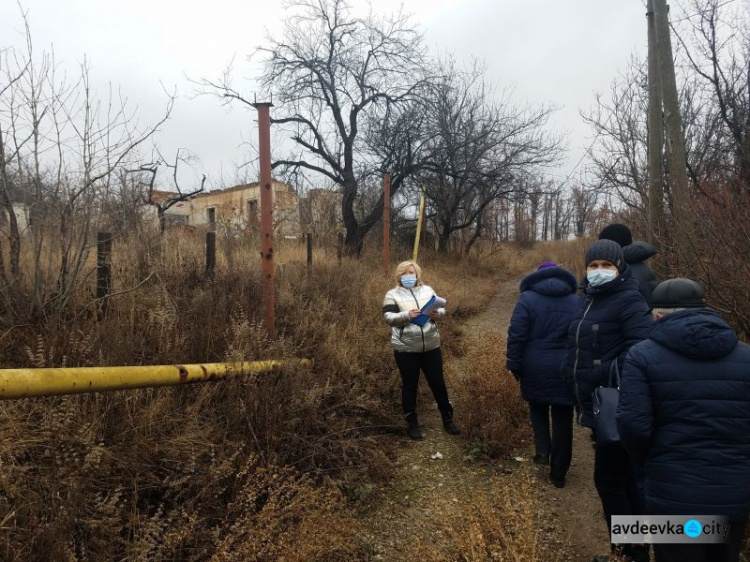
[383, 291, 410, 327]
[617, 292, 652, 368]
[617, 345, 653, 464]
[506, 295, 531, 372]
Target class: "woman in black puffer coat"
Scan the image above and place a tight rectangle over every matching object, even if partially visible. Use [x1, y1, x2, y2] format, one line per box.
[562, 239, 652, 562]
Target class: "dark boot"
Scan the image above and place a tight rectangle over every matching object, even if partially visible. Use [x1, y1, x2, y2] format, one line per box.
[441, 404, 461, 435]
[533, 454, 550, 465]
[405, 412, 423, 440]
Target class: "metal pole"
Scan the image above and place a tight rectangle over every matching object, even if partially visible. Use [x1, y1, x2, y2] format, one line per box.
[253, 102, 275, 336]
[412, 187, 426, 262]
[383, 172, 391, 274]
[97, 232, 112, 320]
[206, 231, 216, 280]
[0, 359, 313, 400]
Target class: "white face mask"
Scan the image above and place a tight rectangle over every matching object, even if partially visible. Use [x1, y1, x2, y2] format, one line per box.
[587, 269, 618, 287]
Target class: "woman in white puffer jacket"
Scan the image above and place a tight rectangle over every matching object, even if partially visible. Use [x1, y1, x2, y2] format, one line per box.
[382, 260, 460, 440]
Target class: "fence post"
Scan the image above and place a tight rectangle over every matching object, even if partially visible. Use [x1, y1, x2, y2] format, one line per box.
[306, 232, 313, 270]
[97, 232, 112, 320]
[337, 233, 343, 264]
[206, 231, 216, 280]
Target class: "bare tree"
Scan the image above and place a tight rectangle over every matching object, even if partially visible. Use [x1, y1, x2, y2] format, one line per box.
[419, 61, 561, 253]
[581, 60, 650, 215]
[0, 13, 172, 324]
[132, 149, 206, 233]
[570, 185, 600, 238]
[676, 0, 750, 194]
[200, 0, 428, 255]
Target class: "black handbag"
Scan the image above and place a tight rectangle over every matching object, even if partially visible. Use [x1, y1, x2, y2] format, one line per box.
[592, 361, 621, 446]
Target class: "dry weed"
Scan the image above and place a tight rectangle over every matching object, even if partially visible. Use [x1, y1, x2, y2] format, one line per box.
[0, 228, 502, 559]
[411, 474, 539, 561]
[454, 332, 529, 458]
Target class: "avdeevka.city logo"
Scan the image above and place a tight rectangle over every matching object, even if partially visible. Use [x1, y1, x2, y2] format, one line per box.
[610, 515, 730, 543]
[684, 519, 702, 538]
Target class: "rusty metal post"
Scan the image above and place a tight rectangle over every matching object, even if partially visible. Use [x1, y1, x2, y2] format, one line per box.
[97, 232, 112, 320]
[306, 232, 313, 269]
[253, 101, 275, 336]
[383, 172, 391, 274]
[206, 231, 216, 280]
[337, 233, 343, 264]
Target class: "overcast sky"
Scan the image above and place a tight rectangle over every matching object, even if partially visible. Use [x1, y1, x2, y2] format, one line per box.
[0, 0, 648, 191]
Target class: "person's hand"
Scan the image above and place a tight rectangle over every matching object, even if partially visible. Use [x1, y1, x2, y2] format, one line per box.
[428, 311, 440, 319]
[408, 309, 421, 318]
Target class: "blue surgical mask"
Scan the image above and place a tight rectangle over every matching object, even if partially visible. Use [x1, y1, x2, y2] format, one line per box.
[587, 269, 618, 287]
[401, 275, 417, 288]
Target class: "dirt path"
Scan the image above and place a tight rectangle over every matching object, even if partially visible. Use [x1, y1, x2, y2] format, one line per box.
[360, 280, 610, 561]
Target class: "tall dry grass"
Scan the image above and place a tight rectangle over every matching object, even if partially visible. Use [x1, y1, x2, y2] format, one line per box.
[454, 333, 530, 459]
[0, 226, 505, 560]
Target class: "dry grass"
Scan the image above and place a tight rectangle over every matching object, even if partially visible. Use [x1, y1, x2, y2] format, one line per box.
[454, 332, 530, 459]
[410, 474, 540, 562]
[506, 238, 592, 280]
[0, 227, 504, 560]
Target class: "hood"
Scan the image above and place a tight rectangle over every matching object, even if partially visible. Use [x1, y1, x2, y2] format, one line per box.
[650, 309, 738, 360]
[520, 267, 578, 297]
[584, 264, 637, 296]
[624, 241, 657, 264]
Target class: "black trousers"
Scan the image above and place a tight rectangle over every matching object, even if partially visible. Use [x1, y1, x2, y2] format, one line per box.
[594, 441, 645, 533]
[528, 402, 573, 481]
[653, 516, 747, 562]
[394, 347, 451, 415]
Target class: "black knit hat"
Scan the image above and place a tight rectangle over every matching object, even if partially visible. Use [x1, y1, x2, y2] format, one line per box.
[651, 278, 706, 309]
[585, 239, 625, 272]
[599, 223, 633, 248]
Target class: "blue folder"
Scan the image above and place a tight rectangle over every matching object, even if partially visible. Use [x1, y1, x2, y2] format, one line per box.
[410, 295, 437, 327]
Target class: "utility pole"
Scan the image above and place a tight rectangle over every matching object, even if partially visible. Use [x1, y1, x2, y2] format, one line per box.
[646, 0, 665, 252]
[653, 0, 698, 274]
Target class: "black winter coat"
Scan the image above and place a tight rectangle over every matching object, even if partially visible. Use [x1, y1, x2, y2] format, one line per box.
[506, 267, 578, 406]
[624, 241, 658, 306]
[617, 309, 750, 516]
[563, 267, 652, 427]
